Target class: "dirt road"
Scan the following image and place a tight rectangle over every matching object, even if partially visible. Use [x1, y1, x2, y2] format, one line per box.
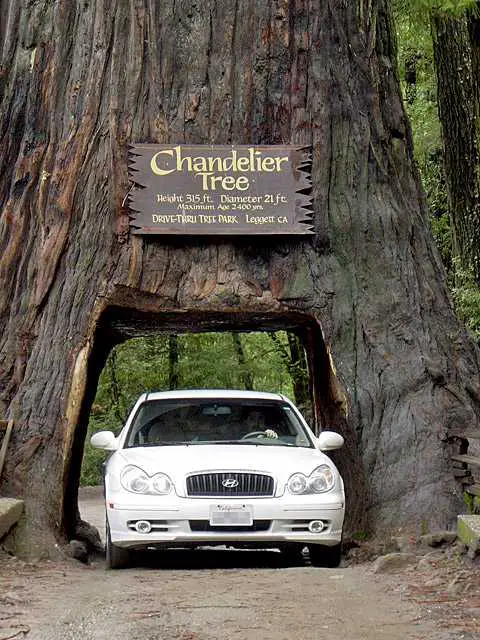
[0, 489, 477, 640]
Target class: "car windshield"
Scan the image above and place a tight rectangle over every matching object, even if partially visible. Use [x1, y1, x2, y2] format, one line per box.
[124, 398, 314, 448]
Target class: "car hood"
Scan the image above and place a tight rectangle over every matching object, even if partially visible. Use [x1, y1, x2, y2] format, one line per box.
[114, 444, 333, 478]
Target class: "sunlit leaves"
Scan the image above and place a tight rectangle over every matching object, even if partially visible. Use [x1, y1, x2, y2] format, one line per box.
[452, 262, 480, 340]
[395, 0, 477, 17]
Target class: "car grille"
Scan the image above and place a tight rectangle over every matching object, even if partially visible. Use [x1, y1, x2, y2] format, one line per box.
[186, 472, 274, 497]
[189, 520, 272, 532]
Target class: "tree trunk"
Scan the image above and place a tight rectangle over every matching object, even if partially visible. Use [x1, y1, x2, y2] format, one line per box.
[467, 2, 480, 112]
[231, 334, 254, 391]
[431, 8, 480, 281]
[168, 335, 180, 391]
[287, 333, 310, 414]
[1, 0, 480, 556]
[404, 50, 420, 105]
[268, 332, 310, 416]
[106, 351, 125, 424]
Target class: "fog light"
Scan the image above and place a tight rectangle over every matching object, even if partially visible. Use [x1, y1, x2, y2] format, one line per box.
[135, 520, 152, 533]
[308, 520, 325, 533]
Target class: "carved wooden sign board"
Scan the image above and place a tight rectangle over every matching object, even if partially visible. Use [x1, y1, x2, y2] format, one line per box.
[128, 144, 313, 235]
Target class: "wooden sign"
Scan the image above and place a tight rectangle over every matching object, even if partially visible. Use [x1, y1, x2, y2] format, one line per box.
[128, 144, 313, 235]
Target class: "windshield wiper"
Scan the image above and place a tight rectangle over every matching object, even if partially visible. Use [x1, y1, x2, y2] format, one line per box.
[241, 440, 295, 446]
[130, 441, 189, 447]
[129, 439, 300, 448]
[189, 439, 297, 446]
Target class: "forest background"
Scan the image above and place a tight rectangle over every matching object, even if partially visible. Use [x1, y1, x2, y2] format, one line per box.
[81, 0, 480, 486]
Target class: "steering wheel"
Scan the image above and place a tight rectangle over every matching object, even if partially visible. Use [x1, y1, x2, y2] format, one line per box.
[241, 430, 267, 439]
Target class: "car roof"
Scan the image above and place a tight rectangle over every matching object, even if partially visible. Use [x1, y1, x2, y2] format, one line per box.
[138, 389, 287, 402]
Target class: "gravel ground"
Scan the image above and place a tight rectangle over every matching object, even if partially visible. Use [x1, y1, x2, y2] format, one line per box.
[0, 488, 478, 640]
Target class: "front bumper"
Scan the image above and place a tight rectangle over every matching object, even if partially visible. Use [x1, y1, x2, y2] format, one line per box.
[107, 492, 345, 549]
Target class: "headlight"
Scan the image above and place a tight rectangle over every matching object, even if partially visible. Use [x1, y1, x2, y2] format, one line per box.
[309, 465, 335, 493]
[151, 473, 172, 495]
[120, 465, 173, 495]
[287, 473, 308, 494]
[287, 465, 335, 495]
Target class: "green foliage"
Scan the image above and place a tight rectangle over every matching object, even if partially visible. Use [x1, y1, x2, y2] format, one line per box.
[352, 530, 370, 541]
[464, 492, 480, 515]
[395, 0, 477, 16]
[452, 263, 480, 341]
[394, 0, 480, 341]
[79, 434, 109, 487]
[420, 519, 429, 536]
[395, 2, 452, 263]
[430, 207, 452, 269]
[394, 8, 443, 188]
[80, 331, 305, 486]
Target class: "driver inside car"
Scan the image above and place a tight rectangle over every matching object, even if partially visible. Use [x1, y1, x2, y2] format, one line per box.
[243, 410, 278, 439]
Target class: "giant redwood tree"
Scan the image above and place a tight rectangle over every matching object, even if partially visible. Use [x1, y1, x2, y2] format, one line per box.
[431, 3, 480, 282]
[1, 0, 480, 556]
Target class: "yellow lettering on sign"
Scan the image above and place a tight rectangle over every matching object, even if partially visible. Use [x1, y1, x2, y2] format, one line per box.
[149, 146, 291, 191]
[151, 149, 175, 175]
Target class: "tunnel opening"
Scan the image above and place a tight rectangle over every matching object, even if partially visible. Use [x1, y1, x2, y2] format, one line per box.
[65, 307, 362, 542]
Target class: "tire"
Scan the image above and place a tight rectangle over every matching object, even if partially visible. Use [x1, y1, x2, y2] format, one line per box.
[308, 543, 342, 568]
[106, 522, 131, 569]
[280, 544, 306, 567]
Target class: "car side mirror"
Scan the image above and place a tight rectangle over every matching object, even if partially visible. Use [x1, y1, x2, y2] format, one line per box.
[316, 430, 344, 451]
[90, 430, 118, 451]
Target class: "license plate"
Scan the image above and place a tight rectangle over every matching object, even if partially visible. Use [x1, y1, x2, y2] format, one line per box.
[209, 504, 253, 526]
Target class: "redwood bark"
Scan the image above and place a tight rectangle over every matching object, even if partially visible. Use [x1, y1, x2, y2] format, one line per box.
[1, 0, 480, 556]
[431, 9, 480, 281]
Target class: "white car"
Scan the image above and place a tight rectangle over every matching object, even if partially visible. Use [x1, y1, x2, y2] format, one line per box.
[91, 389, 345, 569]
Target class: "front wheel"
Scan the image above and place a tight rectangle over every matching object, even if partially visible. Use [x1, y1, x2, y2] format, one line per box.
[280, 544, 306, 567]
[106, 522, 131, 569]
[308, 543, 342, 568]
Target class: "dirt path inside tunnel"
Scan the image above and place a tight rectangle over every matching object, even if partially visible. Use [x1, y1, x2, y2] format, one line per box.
[0, 488, 478, 640]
